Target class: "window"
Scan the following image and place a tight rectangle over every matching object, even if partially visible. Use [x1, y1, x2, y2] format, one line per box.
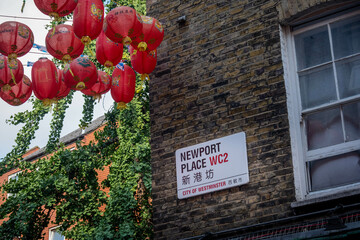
[282, 10, 360, 200]
[49, 226, 65, 240]
[7, 171, 20, 198]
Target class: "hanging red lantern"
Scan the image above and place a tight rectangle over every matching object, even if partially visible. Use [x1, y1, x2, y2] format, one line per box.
[73, 0, 104, 45]
[63, 56, 98, 91]
[55, 68, 71, 100]
[96, 31, 123, 68]
[46, 24, 84, 63]
[34, 0, 78, 19]
[32, 57, 61, 105]
[129, 45, 157, 81]
[103, 6, 143, 46]
[0, 55, 24, 92]
[0, 21, 34, 61]
[132, 16, 164, 52]
[0, 75, 32, 106]
[111, 63, 136, 109]
[82, 70, 111, 100]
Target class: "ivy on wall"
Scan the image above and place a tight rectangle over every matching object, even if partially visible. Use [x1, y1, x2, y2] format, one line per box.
[0, 0, 152, 239]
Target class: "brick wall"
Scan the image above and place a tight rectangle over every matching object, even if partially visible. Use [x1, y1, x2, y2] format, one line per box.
[0, 117, 109, 240]
[147, 0, 346, 239]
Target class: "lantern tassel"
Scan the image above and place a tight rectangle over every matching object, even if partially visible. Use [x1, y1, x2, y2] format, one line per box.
[138, 42, 147, 52]
[117, 102, 127, 110]
[81, 36, 95, 57]
[123, 36, 132, 46]
[42, 98, 53, 107]
[93, 94, 102, 102]
[76, 82, 86, 90]
[104, 60, 113, 69]
[141, 74, 149, 81]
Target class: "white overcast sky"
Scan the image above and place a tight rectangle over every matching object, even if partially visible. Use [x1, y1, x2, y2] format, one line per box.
[0, 1, 113, 158]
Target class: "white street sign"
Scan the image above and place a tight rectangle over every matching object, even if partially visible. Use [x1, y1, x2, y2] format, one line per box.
[175, 132, 249, 199]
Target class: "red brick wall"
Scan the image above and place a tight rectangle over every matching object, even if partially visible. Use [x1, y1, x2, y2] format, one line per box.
[0, 125, 109, 240]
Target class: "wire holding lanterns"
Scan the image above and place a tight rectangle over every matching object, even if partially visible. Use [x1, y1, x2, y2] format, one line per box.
[0, 4, 164, 109]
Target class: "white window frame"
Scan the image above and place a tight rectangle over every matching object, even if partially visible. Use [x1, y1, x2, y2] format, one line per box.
[49, 226, 65, 240]
[281, 9, 360, 201]
[7, 171, 21, 198]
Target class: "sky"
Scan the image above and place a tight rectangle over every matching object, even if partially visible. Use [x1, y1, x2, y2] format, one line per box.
[0, 1, 113, 158]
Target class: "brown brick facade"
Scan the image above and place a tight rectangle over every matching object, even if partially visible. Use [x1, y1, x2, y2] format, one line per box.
[147, 0, 360, 239]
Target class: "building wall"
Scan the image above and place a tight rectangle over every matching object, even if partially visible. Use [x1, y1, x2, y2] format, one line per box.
[147, 0, 354, 239]
[0, 117, 109, 240]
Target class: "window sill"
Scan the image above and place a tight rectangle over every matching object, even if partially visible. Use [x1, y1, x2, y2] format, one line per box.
[291, 188, 360, 215]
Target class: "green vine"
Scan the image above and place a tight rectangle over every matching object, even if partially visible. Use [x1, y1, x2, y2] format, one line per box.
[0, 0, 153, 239]
[0, 98, 49, 174]
[79, 94, 95, 129]
[46, 91, 75, 152]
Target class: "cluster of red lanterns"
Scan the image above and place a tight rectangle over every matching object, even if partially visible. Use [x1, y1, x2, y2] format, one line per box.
[0, 1, 164, 109]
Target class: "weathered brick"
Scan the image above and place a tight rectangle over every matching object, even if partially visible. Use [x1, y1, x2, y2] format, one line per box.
[147, 0, 355, 239]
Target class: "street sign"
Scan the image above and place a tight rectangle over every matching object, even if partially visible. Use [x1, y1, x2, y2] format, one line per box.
[176, 132, 249, 199]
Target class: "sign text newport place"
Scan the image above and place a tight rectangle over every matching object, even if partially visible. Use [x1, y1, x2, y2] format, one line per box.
[175, 132, 249, 199]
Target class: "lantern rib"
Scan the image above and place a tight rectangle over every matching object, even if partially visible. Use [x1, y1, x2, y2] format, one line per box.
[56, 0, 71, 15]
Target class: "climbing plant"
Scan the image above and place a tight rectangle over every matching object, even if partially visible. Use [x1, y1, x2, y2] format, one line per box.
[0, 0, 152, 239]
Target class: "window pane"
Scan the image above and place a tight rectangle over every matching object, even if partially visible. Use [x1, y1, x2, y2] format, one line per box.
[305, 108, 343, 150]
[51, 230, 65, 240]
[309, 151, 360, 192]
[295, 26, 332, 70]
[336, 56, 360, 98]
[331, 15, 360, 59]
[299, 65, 337, 109]
[343, 101, 360, 141]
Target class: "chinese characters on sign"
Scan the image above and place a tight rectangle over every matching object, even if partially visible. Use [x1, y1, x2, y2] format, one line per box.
[175, 132, 249, 199]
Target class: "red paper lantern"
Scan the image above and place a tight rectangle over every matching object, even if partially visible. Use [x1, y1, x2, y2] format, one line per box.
[73, 0, 104, 45]
[0, 55, 24, 92]
[111, 63, 136, 109]
[55, 68, 71, 100]
[96, 31, 123, 68]
[63, 56, 98, 91]
[32, 57, 60, 105]
[129, 45, 157, 81]
[103, 6, 142, 46]
[0, 75, 32, 106]
[82, 70, 111, 100]
[133, 16, 164, 52]
[34, 0, 78, 19]
[46, 24, 84, 62]
[0, 21, 34, 61]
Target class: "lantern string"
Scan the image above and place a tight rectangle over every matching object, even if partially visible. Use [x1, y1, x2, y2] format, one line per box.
[131, 49, 138, 56]
[65, 63, 75, 77]
[10, 69, 16, 85]
[21, 0, 26, 13]
[136, 84, 143, 93]
[69, 68, 75, 77]
[81, 37, 95, 57]
[85, 44, 95, 57]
